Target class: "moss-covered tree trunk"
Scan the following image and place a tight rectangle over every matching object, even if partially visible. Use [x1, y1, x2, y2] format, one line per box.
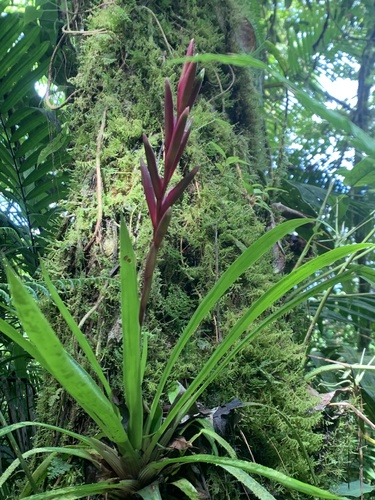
[34, 0, 341, 496]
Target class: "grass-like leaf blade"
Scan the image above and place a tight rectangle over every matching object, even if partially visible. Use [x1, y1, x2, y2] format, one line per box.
[120, 217, 143, 450]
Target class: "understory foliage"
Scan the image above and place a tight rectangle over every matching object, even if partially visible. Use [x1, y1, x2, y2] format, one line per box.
[0, 0, 372, 498]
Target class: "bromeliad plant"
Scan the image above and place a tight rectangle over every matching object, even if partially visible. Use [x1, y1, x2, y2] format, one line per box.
[0, 40, 370, 499]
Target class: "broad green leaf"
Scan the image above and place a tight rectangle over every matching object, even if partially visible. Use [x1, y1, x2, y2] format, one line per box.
[5, 107, 34, 127]
[179, 53, 375, 157]
[18, 148, 41, 173]
[16, 124, 50, 158]
[171, 53, 268, 70]
[140, 329, 148, 385]
[0, 142, 15, 166]
[0, 1, 11, 17]
[0, 25, 40, 80]
[22, 158, 68, 186]
[0, 30, 23, 65]
[24, 5, 40, 24]
[33, 189, 69, 212]
[26, 178, 62, 200]
[333, 480, 375, 498]
[2, 60, 49, 113]
[0, 41, 50, 97]
[19, 453, 57, 498]
[201, 269, 362, 401]
[0, 318, 40, 361]
[291, 90, 375, 157]
[0, 421, 99, 446]
[10, 114, 46, 142]
[120, 218, 143, 450]
[358, 266, 375, 285]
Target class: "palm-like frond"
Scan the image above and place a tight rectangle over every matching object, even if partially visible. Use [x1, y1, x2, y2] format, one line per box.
[0, 11, 70, 276]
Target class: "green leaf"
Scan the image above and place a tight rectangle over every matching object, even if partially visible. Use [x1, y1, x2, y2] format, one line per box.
[1, 59, 49, 113]
[137, 482, 163, 500]
[333, 480, 375, 498]
[40, 261, 112, 399]
[171, 53, 268, 70]
[19, 453, 57, 498]
[151, 244, 371, 451]
[170, 478, 201, 500]
[16, 124, 50, 158]
[3, 264, 131, 452]
[191, 425, 237, 459]
[179, 53, 375, 157]
[24, 5, 40, 24]
[120, 218, 143, 450]
[0, 447, 96, 491]
[0, 35, 50, 92]
[291, 90, 375, 157]
[340, 157, 375, 187]
[0, 25, 40, 80]
[143, 455, 348, 499]
[26, 178, 61, 200]
[0, 421, 99, 447]
[19, 480, 137, 500]
[219, 465, 276, 499]
[0, 318, 40, 361]
[10, 113, 46, 142]
[37, 132, 69, 165]
[0, 1, 11, 16]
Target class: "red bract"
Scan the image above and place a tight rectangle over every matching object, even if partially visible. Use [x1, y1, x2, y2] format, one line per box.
[139, 39, 204, 325]
[140, 39, 203, 242]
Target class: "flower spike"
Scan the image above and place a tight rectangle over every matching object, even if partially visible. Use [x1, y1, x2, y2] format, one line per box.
[139, 40, 203, 325]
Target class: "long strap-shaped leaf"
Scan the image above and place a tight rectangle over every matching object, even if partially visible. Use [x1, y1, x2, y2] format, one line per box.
[120, 218, 143, 450]
[3, 264, 136, 459]
[170, 268, 358, 436]
[148, 244, 371, 452]
[40, 261, 112, 399]
[19, 480, 138, 500]
[141, 455, 347, 500]
[144, 219, 311, 434]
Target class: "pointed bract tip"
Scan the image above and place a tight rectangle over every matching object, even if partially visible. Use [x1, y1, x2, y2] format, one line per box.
[186, 39, 194, 57]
